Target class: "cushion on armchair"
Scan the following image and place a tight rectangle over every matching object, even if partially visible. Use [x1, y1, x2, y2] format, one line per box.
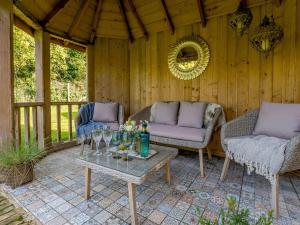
[150, 102, 179, 125]
[178, 102, 207, 128]
[253, 102, 300, 139]
[93, 102, 118, 122]
[149, 123, 206, 142]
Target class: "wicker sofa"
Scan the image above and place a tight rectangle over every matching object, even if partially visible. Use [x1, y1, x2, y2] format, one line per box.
[130, 102, 224, 177]
[220, 109, 300, 217]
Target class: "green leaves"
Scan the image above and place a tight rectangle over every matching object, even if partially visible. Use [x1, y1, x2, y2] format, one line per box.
[197, 197, 273, 225]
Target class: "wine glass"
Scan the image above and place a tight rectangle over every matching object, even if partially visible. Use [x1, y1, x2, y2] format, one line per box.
[112, 131, 121, 146]
[103, 128, 113, 153]
[77, 134, 85, 155]
[92, 129, 103, 155]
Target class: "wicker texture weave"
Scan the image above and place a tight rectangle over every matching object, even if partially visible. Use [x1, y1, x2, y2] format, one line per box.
[130, 105, 222, 149]
[221, 109, 300, 174]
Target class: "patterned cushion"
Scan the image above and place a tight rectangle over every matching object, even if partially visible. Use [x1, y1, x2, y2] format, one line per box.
[204, 103, 222, 128]
[93, 102, 118, 122]
[253, 102, 300, 139]
[149, 123, 206, 142]
[150, 102, 179, 125]
[178, 102, 207, 128]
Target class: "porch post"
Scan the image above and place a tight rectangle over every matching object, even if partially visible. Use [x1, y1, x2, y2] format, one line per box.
[35, 31, 52, 149]
[86, 44, 95, 102]
[0, 0, 14, 141]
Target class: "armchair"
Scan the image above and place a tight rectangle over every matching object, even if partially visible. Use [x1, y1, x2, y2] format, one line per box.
[220, 109, 300, 217]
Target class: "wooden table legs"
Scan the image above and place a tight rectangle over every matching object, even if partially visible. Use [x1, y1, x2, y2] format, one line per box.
[128, 182, 138, 225]
[165, 160, 171, 185]
[85, 167, 91, 200]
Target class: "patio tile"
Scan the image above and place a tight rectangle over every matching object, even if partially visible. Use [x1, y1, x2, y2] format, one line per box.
[93, 210, 112, 224]
[69, 212, 90, 225]
[148, 210, 167, 224]
[46, 216, 67, 225]
[4, 146, 300, 225]
[161, 216, 180, 225]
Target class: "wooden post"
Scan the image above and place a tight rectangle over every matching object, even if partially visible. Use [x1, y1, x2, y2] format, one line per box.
[128, 182, 138, 225]
[87, 45, 95, 102]
[0, 0, 14, 142]
[35, 31, 51, 150]
[85, 167, 91, 199]
[165, 161, 171, 185]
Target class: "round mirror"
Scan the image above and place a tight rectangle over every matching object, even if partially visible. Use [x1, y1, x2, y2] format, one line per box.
[176, 47, 198, 71]
[168, 36, 210, 80]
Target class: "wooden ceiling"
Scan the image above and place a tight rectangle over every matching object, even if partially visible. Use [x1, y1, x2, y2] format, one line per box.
[13, 0, 279, 45]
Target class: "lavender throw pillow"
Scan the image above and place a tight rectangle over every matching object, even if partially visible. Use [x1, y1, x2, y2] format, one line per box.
[93, 102, 118, 122]
[150, 102, 179, 125]
[178, 102, 207, 128]
[253, 102, 300, 139]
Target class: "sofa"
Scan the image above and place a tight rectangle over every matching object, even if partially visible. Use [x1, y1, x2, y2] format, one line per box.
[75, 102, 124, 137]
[220, 102, 300, 217]
[130, 101, 224, 177]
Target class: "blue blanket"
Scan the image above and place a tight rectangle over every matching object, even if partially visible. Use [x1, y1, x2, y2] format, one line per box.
[76, 103, 106, 137]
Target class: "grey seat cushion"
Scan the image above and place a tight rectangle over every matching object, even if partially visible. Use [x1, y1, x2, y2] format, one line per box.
[149, 123, 206, 142]
[178, 101, 207, 128]
[253, 101, 300, 139]
[93, 102, 119, 122]
[150, 102, 179, 125]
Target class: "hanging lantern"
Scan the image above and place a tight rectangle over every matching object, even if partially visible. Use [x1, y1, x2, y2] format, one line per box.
[228, 1, 253, 36]
[250, 16, 283, 57]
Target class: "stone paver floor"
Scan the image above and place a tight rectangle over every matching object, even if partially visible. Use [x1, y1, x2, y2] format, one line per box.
[3, 146, 300, 225]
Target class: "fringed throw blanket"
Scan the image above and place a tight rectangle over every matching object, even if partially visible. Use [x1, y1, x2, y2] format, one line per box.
[226, 135, 289, 183]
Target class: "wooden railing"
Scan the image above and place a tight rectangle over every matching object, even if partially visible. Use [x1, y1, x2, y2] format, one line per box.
[14, 101, 87, 150]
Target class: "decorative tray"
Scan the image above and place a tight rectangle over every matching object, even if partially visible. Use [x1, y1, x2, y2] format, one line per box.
[108, 147, 158, 160]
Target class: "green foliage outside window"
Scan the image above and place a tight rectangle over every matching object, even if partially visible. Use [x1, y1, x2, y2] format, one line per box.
[13, 26, 87, 102]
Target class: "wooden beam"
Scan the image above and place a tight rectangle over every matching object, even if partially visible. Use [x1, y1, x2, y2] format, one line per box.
[41, 0, 71, 27]
[197, 0, 206, 27]
[273, 0, 282, 7]
[68, 0, 91, 38]
[118, 0, 134, 43]
[127, 0, 148, 40]
[87, 45, 95, 101]
[90, 0, 104, 43]
[14, 16, 34, 36]
[160, 0, 174, 34]
[0, 0, 14, 141]
[35, 31, 52, 149]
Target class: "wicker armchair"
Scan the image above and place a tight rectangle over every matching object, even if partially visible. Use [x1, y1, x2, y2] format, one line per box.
[220, 109, 300, 217]
[130, 104, 223, 177]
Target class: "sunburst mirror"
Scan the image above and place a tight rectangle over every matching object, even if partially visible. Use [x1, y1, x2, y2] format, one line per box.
[168, 36, 210, 80]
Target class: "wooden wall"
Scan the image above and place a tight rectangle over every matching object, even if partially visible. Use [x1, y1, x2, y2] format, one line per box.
[94, 0, 300, 155]
[94, 38, 130, 117]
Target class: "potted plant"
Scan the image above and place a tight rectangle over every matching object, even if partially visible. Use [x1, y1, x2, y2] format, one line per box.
[0, 141, 45, 188]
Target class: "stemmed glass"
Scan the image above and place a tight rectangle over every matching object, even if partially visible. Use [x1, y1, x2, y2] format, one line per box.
[77, 134, 85, 155]
[103, 128, 113, 154]
[92, 128, 103, 155]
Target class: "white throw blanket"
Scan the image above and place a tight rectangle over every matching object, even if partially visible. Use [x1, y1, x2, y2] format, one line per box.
[226, 135, 289, 183]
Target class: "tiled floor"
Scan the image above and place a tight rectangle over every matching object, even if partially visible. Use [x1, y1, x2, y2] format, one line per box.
[3, 146, 300, 225]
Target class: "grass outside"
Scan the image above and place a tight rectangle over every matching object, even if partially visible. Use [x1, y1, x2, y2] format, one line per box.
[19, 105, 78, 145]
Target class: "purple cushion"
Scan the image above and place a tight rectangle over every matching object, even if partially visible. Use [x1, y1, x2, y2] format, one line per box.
[150, 102, 179, 125]
[92, 102, 118, 122]
[253, 102, 300, 139]
[178, 102, 207, 128]
[149, 123, 206, 142]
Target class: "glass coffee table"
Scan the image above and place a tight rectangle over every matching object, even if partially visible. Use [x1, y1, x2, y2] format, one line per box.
[76, 144, 178, 225]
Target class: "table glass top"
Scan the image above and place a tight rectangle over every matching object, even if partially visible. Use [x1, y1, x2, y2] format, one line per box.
[77, 144, 178, 177]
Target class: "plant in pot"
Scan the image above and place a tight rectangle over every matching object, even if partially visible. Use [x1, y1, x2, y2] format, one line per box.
[0, 141, 45, 188]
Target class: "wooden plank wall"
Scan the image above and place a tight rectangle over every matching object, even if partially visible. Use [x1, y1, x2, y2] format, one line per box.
[94, 0, 300, 155]
[94, 38, 130, 117]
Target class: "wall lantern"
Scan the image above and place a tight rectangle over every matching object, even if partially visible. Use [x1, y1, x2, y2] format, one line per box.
[250, 16, 283, 57]
[228, 1, 253, 36]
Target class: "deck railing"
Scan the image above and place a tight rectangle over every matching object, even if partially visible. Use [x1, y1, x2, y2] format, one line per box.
[14, 101, 87, 150]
